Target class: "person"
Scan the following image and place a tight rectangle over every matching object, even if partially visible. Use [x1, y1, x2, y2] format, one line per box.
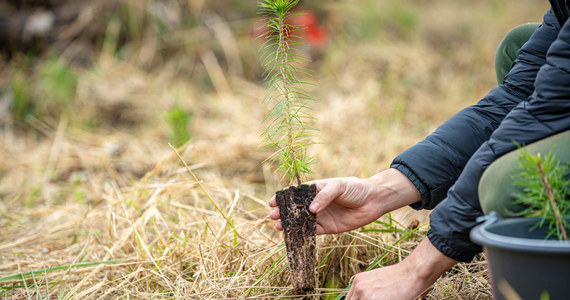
[269, 2, 570, 299]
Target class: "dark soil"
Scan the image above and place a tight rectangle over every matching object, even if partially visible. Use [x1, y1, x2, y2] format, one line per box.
[275, 184, 317, 295]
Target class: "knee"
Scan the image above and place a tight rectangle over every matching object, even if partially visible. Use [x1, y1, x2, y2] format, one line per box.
[495, 22, 540, 85]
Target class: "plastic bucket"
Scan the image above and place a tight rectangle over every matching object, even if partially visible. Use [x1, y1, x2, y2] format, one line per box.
[470, 212, 570, 300]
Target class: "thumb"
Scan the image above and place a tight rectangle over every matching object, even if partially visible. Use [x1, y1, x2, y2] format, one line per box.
[309, 180, 344, 213]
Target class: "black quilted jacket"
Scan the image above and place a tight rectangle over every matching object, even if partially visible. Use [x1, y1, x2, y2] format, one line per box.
[390, 8, 570, 262]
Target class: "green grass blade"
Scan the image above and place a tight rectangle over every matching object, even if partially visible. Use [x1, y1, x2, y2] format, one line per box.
[0, 260, 125, 283]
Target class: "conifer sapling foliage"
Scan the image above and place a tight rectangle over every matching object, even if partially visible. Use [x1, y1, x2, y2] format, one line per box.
[512, 148, 570, 241]
[258, 0, 318, 186]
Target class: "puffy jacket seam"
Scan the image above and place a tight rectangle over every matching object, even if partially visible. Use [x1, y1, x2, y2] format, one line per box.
[423, 138, 463, 172]
[470, 106, 501, 132]
[501, 81, 532, 101]
[549, 61, 570, 74]
[523, 105, 555, 132]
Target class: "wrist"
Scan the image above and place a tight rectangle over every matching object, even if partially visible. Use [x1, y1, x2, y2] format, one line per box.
[365, 168, 421, 214]
[411, 238, 458, 283]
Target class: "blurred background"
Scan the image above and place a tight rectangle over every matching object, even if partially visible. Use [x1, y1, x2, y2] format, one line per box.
[0, 0, 550, 298]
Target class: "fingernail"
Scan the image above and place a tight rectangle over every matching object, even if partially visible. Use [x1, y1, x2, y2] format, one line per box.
[309, 202, 319, 213]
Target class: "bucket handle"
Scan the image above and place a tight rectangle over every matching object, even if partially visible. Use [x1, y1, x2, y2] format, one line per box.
[475, 211, 501, 228]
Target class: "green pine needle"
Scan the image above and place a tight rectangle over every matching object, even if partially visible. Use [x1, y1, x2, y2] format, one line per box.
[512, 147, 570, 240]
[258, 0, 318, 185]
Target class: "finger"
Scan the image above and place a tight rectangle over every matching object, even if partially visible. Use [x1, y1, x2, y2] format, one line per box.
[268, 195, 277, 207]
[275, 221, 283, 231]
[269, 208, 280, 220]
[309, 180, 344, 214]
[305, 179, 327, 192]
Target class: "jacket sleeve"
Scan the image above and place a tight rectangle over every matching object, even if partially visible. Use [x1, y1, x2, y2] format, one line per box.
[428, 17, 570, 262]
[391, 9, 560, 210]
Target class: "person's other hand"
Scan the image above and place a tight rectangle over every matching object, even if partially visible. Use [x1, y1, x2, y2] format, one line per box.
[345, 238, 458, 300]
[268, 168, 420, 234]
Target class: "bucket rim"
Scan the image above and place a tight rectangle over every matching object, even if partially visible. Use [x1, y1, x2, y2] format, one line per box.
[470, 212, 570, 254]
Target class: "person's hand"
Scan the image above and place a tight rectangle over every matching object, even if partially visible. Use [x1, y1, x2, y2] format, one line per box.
[345, 238, 458, 300]
[270, 176, 382, 234]
[345, 264, 424, 300]
[268, 168, 420, 235]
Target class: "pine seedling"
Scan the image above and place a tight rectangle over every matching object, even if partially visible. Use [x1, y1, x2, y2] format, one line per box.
[165, 106, 192, 147]
[257, 0, 320, 294]
[258, 0, 318, 186]
[512, 148, 570, 240]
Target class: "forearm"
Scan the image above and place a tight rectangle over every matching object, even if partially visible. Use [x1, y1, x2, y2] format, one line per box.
[366, 168, 421, 215]
[409, 238, 458, 285]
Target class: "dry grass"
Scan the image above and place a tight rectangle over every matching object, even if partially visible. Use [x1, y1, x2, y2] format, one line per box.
[0, 0, 549, 298]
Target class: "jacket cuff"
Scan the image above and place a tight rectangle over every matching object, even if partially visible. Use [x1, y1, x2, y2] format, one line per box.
[427, 228, 481, 262]
[390, 163, 429, 210]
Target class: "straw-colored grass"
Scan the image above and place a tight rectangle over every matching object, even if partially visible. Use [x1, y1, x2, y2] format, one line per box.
[0, 0, 548, 298]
